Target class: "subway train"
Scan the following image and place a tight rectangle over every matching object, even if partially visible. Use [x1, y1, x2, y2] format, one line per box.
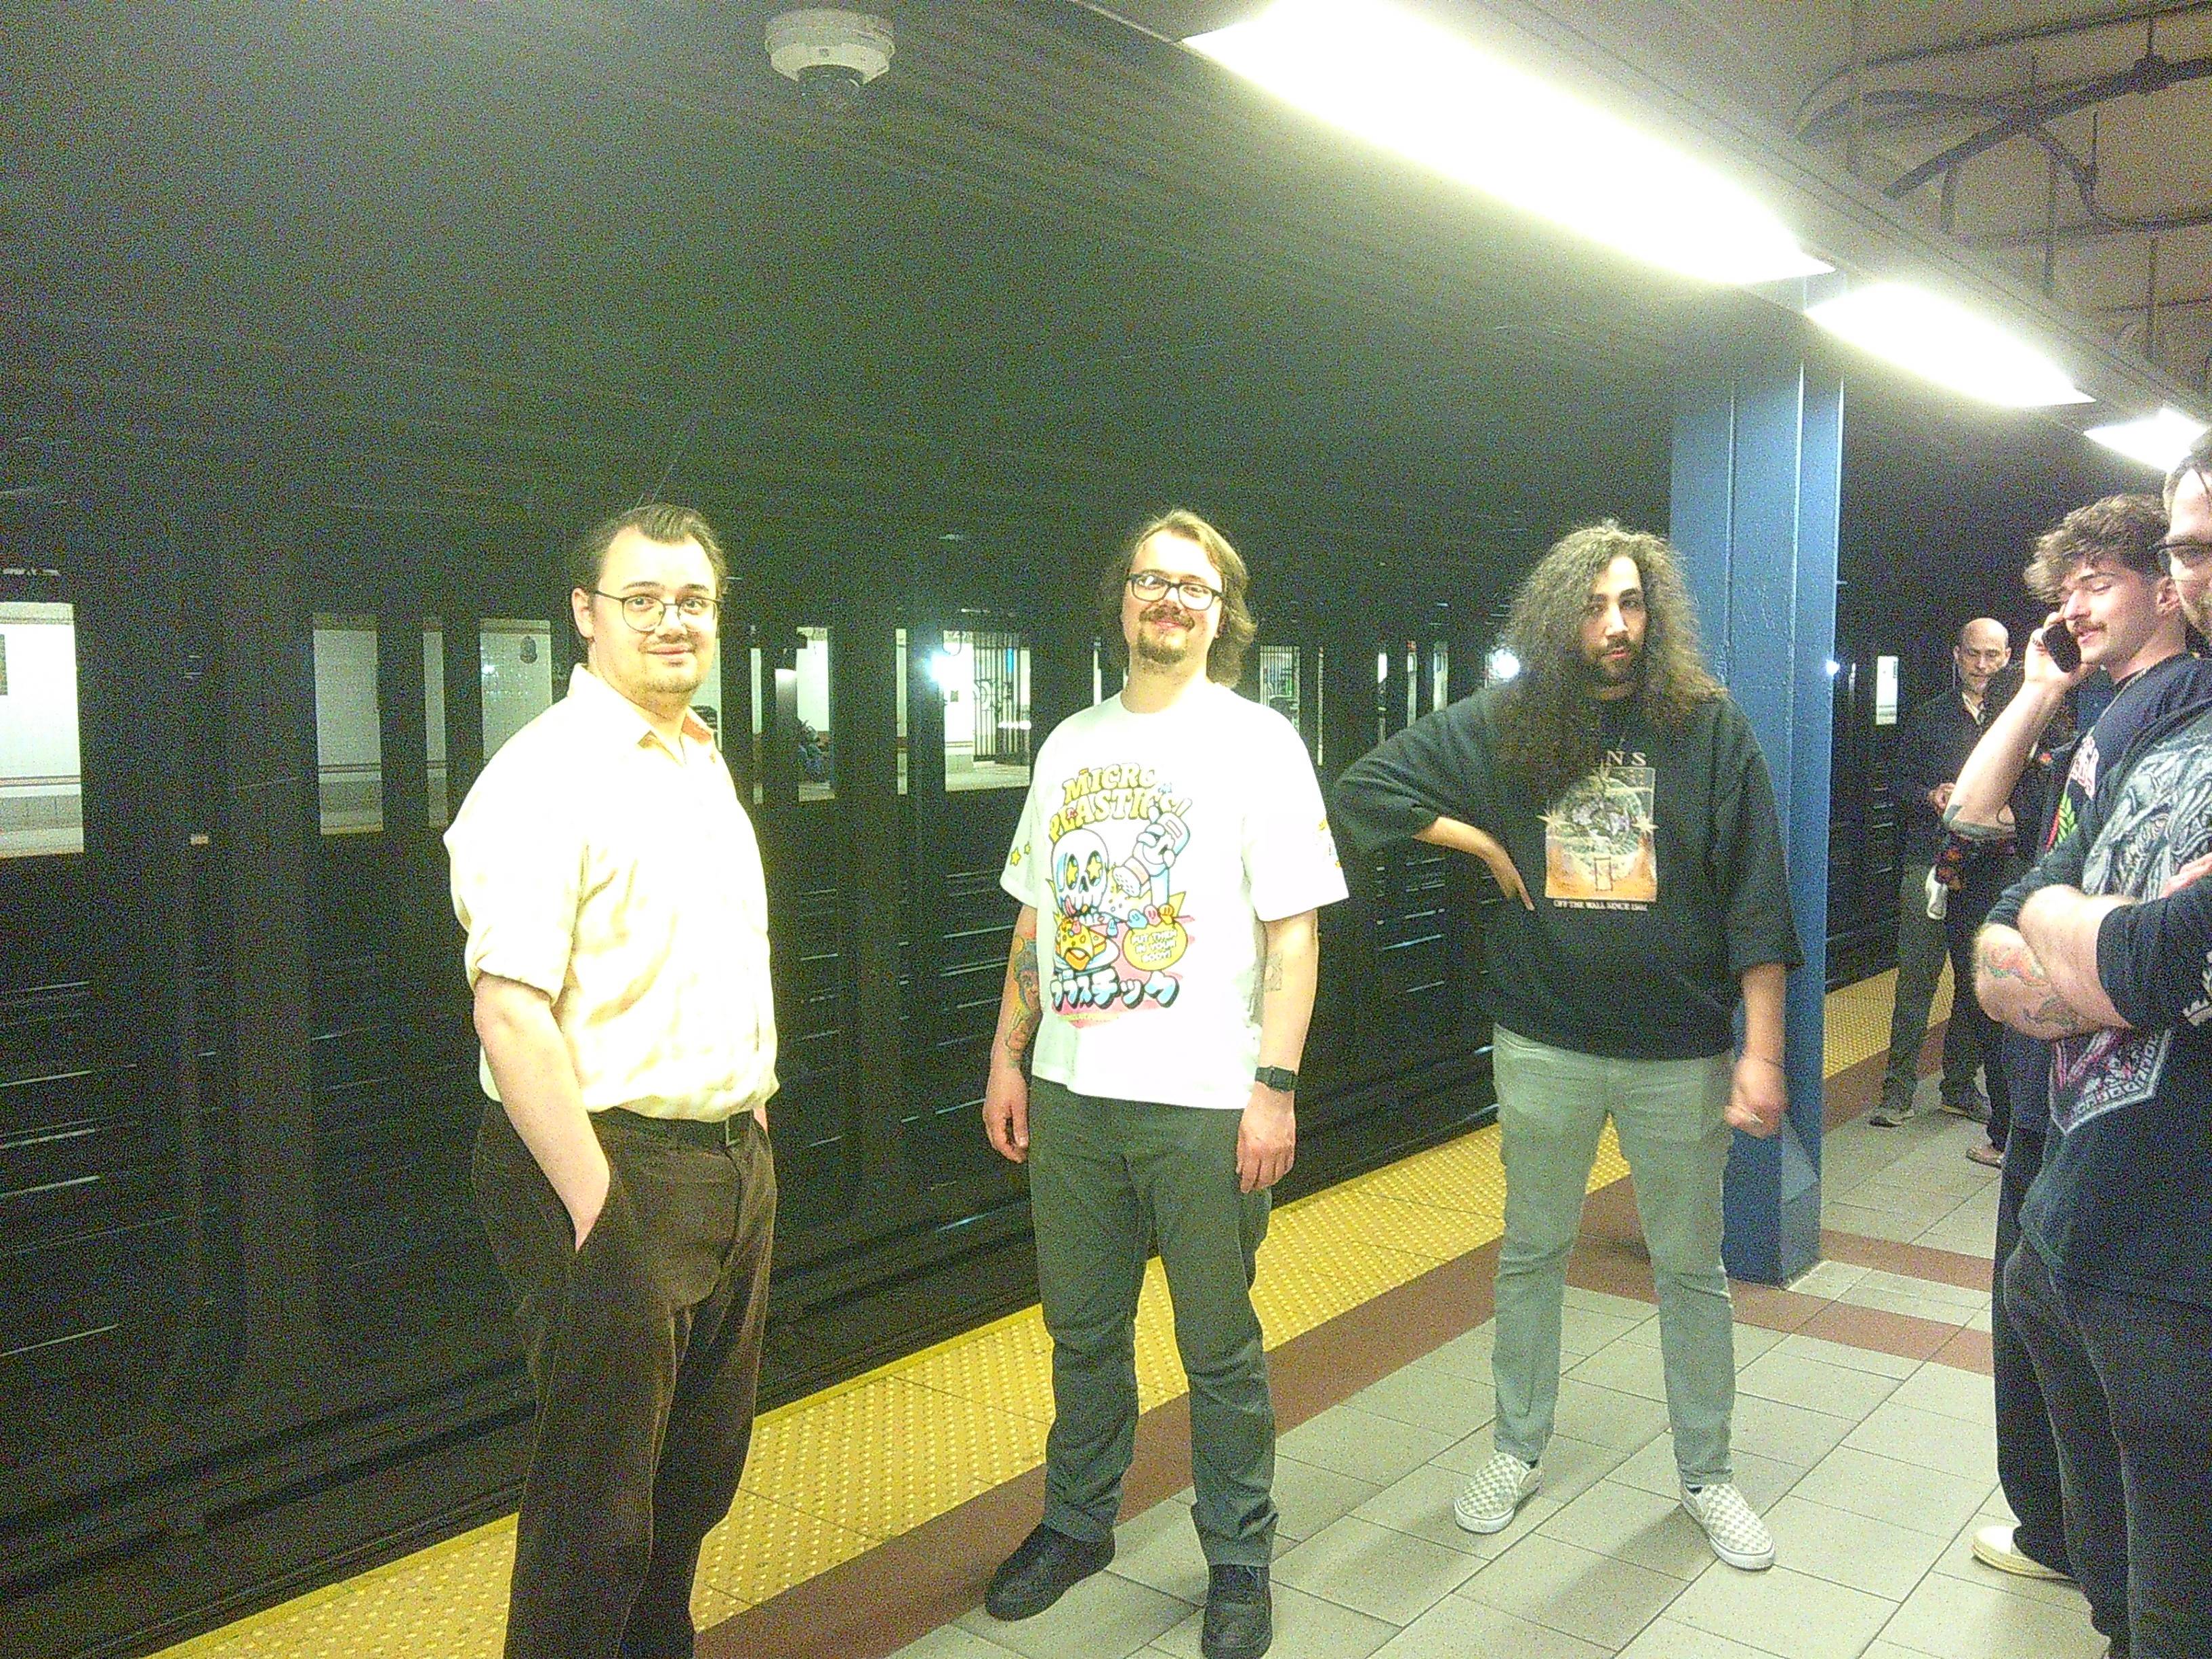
[0, 3, 2156, 1656]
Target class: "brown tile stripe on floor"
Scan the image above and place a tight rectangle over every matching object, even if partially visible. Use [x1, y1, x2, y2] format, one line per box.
[708, 1126, 1996, 1659]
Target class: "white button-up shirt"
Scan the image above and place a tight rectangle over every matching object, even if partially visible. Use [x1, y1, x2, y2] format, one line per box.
[446, 665, 777, 1120]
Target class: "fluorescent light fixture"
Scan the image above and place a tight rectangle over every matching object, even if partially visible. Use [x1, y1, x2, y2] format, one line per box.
[1185, 0, 1830, 287]
[1805, 283, 2090, 408]
[2084, 407, 2208, 473]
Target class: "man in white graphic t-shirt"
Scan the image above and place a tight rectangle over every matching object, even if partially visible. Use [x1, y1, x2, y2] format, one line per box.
[978, 509, 1345, 1659]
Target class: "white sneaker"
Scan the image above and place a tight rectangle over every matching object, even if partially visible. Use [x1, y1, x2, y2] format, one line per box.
[1681, 1481, 1775, 1570]
[1971, 1523, 2071, 1581]
[1454, 1452, 1539, 1534]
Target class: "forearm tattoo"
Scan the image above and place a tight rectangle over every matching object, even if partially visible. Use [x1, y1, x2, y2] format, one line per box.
[1980, 931, 2100, 1040]
[1263, 950, 1286, 993]
[1002, 924, 1042, 1061]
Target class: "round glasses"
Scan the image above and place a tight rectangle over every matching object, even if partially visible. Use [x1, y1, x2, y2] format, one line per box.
[592, 590, 719, 632]
[1126, 571, 1221, 611]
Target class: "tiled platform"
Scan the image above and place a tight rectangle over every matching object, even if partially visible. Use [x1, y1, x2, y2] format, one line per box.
[152, 966, 2070, 1659]
[887, 1087, 2091, 1659]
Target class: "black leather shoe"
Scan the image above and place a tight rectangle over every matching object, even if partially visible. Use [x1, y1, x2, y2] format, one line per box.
[983, 1523, 1114, 1621]
[1201, 1563, 1272, 1659]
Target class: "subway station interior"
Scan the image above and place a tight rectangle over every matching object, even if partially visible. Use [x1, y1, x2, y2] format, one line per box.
[7, 2, 2212, 1656]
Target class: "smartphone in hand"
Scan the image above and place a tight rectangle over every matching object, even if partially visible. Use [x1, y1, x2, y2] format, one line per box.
[2043, 624, 2081, 673]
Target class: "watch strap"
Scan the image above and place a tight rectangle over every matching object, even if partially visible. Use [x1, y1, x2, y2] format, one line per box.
[1254, 1065, 1299, 1092]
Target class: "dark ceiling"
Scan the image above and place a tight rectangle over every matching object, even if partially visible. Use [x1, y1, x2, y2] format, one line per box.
[0, 0, 2156, 607]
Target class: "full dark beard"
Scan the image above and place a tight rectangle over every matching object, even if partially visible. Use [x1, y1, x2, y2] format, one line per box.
[1582, 642, 1641, 691]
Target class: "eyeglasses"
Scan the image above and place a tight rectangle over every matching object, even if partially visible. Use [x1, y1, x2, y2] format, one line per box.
[592, 590, 719, 631]
[2155, 539, 2212, 567]
[1126, 571, 1222, 611]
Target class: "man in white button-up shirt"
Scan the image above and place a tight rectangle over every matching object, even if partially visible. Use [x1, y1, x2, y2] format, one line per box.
[447, 504, 778, 1659]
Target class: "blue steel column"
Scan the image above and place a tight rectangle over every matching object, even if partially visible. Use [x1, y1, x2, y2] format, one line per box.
[1670, 352, 1841, 1285]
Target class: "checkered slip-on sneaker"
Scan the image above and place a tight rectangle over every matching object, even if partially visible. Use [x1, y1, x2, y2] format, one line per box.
[1453, 1452, 1540, 1534]
[1682, 1481, 1776, 1570]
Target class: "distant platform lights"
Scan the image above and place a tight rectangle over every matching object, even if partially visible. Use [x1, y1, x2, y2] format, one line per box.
[1184, 0, 1830, 289]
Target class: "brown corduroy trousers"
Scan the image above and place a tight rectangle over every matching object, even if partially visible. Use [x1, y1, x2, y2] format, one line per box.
[474, 1102, 777, 1659]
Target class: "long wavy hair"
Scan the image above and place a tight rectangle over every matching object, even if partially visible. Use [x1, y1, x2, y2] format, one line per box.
[1492, 522, 1721, 803]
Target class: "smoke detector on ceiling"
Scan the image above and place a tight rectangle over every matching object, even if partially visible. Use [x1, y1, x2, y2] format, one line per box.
[766, 9, 894, 112]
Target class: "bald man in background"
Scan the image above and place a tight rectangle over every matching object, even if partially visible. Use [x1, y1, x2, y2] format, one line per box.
[1871, 619, 2015, 1130]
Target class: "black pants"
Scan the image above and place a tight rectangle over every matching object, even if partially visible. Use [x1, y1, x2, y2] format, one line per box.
[475, 1104, 777, 1659]
[2005, 1240, 2212, 1659]
[1989, 1118, 2068, 1575]
[1954, 856, 2021, 1145]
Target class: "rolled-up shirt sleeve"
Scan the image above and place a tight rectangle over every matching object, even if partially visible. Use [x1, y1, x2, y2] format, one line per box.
[1330, 701, 1485, 855]
[2095, 882, 2212, 1032]
[447, 769, 582, 998]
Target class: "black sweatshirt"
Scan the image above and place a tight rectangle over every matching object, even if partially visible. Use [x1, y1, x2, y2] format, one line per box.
[1331, 685, 1802, 1061]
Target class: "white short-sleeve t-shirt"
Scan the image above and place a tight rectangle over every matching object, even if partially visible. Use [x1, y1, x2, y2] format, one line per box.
[1001, 682, 1347, 1110]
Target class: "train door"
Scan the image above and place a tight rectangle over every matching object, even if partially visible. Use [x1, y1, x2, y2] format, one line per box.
[1333, 606, 1486, 1073]
[0, 501, 224, 1531]
[894, 605, 1090, 1217]
[299, 523, 561, 1372]
[1826, 602, 1906, 977]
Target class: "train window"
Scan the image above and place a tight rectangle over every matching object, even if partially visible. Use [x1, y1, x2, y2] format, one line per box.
[312, 615, 382, 835]
[1090, 640, 1123, 707]
[423, 626, 449, 828]
[753, 626, 834, 802]
[748, 643, 765, 803]
[1314, 644, 1328, 769]
[0, 599, 83, 858]
[794, 626, 833, 800]
[480, 619, 553, 760]
[1431, 640, 1450, 711]
[894, 628, 909, 796]
[943, 628, 1029, 792]
[1875, 654, 1900, 726]
[1258, 644, 1299, 725]
[891, 626, 1030, 793]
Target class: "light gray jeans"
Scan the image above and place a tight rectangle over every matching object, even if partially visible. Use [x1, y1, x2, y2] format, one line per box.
[1489, 1025, 1738, 1486]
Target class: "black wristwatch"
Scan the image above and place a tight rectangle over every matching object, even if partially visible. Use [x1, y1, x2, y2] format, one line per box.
[1253, 1065, 1298, 1092]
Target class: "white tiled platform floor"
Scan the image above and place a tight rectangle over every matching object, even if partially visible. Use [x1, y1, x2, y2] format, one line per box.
[899, 1090, 2102, 1659]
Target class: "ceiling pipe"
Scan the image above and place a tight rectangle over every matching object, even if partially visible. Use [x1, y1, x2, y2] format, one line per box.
[1792, 0, 2212, 123]
[1884, 49, 2212, 201]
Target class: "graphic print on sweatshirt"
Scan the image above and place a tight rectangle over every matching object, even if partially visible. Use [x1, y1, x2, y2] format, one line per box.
[1542, 753, 1658, 907]
[2049, 724, 2212, 1132]
[1045, 761, 1194, 1022]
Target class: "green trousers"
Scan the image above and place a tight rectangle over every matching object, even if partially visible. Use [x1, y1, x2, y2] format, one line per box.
[1490, 1026, 1738, 1486]
[1027, 1078, 1275, 1565]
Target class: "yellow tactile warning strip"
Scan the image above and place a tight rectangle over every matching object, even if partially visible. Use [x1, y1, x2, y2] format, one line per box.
[150, 979, 1893, 1659]
[1825, 964, 1945, 1078]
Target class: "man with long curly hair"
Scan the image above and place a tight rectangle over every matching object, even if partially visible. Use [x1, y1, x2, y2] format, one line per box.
[1332, 522, 1800, 1573]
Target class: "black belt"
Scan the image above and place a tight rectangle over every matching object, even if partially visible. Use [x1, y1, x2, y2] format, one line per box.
[603, 1107, 748, 1149]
